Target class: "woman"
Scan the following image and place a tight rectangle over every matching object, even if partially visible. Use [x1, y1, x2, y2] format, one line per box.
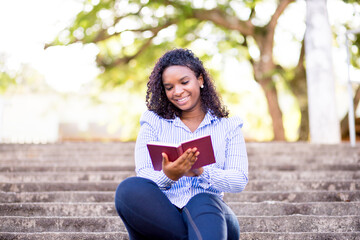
[115, 48, 248, 240]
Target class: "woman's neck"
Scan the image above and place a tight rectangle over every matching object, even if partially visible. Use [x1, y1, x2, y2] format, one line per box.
[180, 110, 206, 121]
[180, 110, 206, 132]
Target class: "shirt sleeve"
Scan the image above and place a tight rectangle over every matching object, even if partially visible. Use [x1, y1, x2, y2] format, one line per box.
[134, 111, 176, 190]
[197, 117, 248, 193]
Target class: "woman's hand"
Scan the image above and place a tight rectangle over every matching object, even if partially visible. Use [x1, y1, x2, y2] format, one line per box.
[162, 148, 200, 181]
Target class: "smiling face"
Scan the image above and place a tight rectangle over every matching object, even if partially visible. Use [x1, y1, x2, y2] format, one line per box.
[162, 65, 204, 116]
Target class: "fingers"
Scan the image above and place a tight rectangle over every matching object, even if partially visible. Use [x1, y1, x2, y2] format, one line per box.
[183, 147, 199, 162]
[191, 150, 200, 162]
[162, 152, 169, 163]
[162, 152, 170, 168]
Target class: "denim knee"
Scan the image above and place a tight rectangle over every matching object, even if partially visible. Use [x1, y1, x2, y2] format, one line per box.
[114, 177, 154, 212]
[186, 193, 223, 209]
[184, 192, 240, 240]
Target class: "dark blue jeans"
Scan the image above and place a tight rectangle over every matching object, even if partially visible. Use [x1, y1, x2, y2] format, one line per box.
[114, 177, 240, 240]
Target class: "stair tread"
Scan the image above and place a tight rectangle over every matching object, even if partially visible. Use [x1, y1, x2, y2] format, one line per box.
[1, 215, 359, 233]
[1, 190, 359, 203]
[1, 202, 359, 217]
[0, 232, 359, 240]
[1, 180, 358, 192]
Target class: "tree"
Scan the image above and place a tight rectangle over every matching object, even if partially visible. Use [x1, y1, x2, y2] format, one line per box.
[47, 0, 298, 140]
[305, 0, 340, 143]
[339, 0, 360, 140]
[48, 0, 360, 141]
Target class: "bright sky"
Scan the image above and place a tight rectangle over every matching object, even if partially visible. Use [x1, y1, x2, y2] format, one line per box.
[0, 0, 99, 92]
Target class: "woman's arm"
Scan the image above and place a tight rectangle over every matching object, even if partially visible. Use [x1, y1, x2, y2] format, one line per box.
[135, 114, 176, 190]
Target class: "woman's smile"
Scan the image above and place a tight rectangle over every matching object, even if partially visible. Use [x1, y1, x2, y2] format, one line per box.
[175, 96, 190, 105]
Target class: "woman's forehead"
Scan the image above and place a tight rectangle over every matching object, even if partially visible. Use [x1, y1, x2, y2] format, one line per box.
[163, 65, 195, 78]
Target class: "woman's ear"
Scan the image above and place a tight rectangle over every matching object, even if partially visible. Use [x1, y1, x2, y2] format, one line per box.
[198, 75, 204, 88]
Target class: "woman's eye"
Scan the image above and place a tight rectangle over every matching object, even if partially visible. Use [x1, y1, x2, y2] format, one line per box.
[165, 87, 173, 91]
[182, 81, 189, 85]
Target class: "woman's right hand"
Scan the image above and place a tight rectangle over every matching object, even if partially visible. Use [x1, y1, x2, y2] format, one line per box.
[162, 148, 199, 181]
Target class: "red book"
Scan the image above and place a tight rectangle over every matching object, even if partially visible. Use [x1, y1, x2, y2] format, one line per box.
[147, 135, 216, 171]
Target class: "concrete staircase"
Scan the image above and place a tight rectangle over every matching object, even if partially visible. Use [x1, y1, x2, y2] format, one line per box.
[0, 142, 359, 239]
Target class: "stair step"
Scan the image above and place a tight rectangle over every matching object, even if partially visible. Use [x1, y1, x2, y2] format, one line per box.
[0, 191, 115, 203]
[240, 215, 360, 232]
[0, 232, 359, 240]
[1, 202, 359, 217]
[1, 190, 358, 203]
[0, 232, 129, 240]
[1, 141, 357, 152]
[249, 164, 360, 171]
[0, 142, 135, 152]
[1, 216, 358, 233]
[1, 180, 358, 192]
[246, 180, 359, 191]
[240, 232, 360, 240]
[229, 202, 360, 216]
[0, 216, 126, 232]
[1, 154, 358, 164]
[0, 171, 136, 182]
[248, 155, 359, 164]
[1, 170, 359, 182]
[0, 165, 135, 172]
[2, 163, 359, 172]
[249, 170, 360, 180]
[224, 190, 360, 202]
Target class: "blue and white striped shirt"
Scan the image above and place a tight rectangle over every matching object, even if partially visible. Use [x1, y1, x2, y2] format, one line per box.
[135, 110, 248, 208]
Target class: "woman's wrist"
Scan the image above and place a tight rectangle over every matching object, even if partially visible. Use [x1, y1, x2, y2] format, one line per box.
[184, 167, 204, 177]
[193, 167, 204, 176]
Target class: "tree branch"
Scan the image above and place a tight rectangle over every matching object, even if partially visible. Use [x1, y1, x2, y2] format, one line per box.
[296, 39, 305, 70]
[192, 8, 254, 36]
[97, 20, 176, 68]
[256, 0, 294, 60]
[267, 0, 294, 35]
[93, 6, 146, 43]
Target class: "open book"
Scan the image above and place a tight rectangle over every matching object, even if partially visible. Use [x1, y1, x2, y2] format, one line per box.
[147, 135, 216, 171]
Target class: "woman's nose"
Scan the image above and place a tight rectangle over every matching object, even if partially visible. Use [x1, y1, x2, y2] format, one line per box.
[174, 85, 183, 96]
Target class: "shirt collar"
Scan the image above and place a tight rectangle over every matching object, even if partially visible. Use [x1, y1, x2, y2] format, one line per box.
[168, 111, 219, 129]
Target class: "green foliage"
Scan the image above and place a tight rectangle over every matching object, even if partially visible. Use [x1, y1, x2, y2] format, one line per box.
[0, 71, 16, 94]
[342, 0, 360, 3]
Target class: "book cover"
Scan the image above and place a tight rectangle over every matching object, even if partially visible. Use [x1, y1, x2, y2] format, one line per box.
[147, 135, 216, 171]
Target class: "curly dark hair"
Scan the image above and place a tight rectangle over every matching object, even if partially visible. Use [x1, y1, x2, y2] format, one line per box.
[146, 48, 229, 119]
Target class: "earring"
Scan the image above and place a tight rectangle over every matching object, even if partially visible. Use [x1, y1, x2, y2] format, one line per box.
[200, 84, 204, 89]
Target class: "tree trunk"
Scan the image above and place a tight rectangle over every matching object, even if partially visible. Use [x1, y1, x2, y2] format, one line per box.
[253, 33, 286, 141]
[304, 0, 340, 143]
[290, 72, 309, 141]
[258, 77, 286, 141]
[289, 40, 309, 141]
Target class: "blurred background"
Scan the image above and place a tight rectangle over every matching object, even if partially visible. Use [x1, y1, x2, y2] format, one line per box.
[0, 0, 359, 143]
